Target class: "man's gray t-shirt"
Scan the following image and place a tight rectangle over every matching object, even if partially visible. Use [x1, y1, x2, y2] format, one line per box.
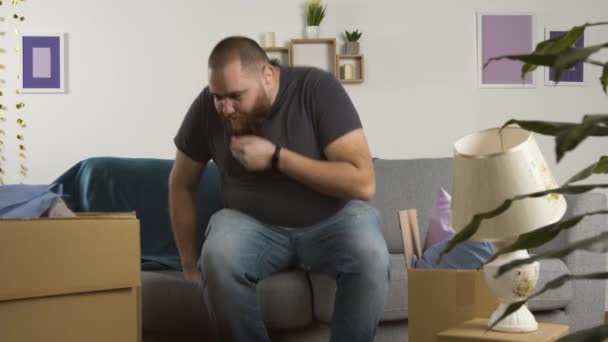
[174, 66, 363, 227]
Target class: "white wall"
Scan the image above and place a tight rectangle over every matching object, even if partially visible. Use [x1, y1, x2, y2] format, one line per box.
[2, 0, 608, 308]
[1, 0, 605, 184]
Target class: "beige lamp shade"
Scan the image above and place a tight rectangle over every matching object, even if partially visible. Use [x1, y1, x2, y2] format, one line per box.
[451, 127, 567, 242]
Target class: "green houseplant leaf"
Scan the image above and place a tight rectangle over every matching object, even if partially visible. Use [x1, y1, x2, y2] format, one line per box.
[520, 24, 589, 77]
[438, 184, 608, 262]
[487, 209, 608, 262]
[502, 118, 608, 137]
[306, 1, 326, 26]
[602, 63, 608, 94]
[484, 22, 608, 81]
[502, 119, 581, 136]
[555, 114, 608, 162]
[503, 115, 608, 162]
[553, 43, 608, 82]
[564, 156, 608, 185]
[497, 229, 608, 276]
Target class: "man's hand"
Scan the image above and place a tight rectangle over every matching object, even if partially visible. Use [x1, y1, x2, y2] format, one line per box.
[230, 136, 275, 171]
[182, 262, 203, 284]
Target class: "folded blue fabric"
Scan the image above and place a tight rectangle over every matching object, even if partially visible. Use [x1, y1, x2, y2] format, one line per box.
[0, 183, 63, 219]
[413, 239, 495, 269]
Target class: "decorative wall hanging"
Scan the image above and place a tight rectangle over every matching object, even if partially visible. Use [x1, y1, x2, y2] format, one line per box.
[20, 33, 64, 93]
[477, 12, 535, 88]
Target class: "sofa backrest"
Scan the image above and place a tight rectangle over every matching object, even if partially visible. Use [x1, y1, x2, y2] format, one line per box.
[371, 158, 608, 260]
[54, 157, 223, 270]
[371, 158, 454, 254]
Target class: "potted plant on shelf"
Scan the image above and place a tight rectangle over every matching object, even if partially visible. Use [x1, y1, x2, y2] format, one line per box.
[344, 29, 362, 54]
[305, 0, 326, 38]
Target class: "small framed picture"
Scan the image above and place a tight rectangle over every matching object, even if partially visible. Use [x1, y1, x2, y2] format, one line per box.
[544, 28, 585, 86]
[21, 33, 65, 93]
[477, 12, 536, 88]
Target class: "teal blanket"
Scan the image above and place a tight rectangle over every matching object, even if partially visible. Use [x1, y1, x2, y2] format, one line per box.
[53, 157, 223, 270]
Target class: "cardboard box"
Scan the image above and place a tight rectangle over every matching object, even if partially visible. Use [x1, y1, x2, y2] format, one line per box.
[400, 209, 498, 342]
[437, 318, 569, 341]
[0, 214, 142, 342]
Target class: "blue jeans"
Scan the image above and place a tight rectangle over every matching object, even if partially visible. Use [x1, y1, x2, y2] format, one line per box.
[199, 200, 390, 342]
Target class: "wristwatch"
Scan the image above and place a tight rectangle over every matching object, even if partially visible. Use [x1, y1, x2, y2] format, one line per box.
[272, 145, 282, 171]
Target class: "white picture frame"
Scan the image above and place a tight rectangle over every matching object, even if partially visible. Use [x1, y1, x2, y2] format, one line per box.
[20, 33, 65, 93]
[477, 12, 536, 89]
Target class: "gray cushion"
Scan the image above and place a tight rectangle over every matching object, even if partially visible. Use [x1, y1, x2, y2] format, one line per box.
[141, 269, 313, 334]
[371, 158, 453, 254]
[257, 270, 313, 329]
[529, 258, 573, 311]
[310, 254, 408, 323]
[534, 309, 570, 326]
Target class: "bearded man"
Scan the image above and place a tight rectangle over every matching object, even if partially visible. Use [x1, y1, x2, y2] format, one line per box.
[169, 36, 389, 342]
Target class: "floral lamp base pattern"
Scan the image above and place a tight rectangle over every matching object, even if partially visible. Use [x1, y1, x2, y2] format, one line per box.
[483, 249, 540, 333]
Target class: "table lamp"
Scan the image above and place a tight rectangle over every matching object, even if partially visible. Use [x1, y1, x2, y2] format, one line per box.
[451, 127, 567, 332]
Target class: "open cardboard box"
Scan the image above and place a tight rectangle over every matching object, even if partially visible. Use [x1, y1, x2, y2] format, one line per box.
[400, 209, 498, 342]
[0, 212, 142, 342]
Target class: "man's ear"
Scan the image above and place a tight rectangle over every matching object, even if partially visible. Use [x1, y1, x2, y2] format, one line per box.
[262, 64, 274, 85]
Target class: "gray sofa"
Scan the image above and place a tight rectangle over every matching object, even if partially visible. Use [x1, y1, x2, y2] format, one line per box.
[142, 157, 607, 341]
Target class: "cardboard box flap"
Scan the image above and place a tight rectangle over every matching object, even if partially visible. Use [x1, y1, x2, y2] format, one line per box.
[75, 212, 137, 219]
[0, 217, 141, 302]
[399, 209, 422, 269]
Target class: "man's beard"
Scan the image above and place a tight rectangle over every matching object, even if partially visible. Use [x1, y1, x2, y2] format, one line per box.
[224, 94, 272, 136]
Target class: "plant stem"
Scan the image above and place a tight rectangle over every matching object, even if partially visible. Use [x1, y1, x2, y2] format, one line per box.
[587, 59, 606, 67]
[587, 21, 608, 27]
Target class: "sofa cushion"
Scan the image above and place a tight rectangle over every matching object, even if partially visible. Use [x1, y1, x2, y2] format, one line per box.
[142, 269, 313, 334]
[310, 254, 408, 323]
[256, 270, 314, 329]
[371, 158, 453, 254]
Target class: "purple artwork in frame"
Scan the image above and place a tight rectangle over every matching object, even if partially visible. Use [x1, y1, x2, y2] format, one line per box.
[21, 34, 65, 92]
[545, 29, 584, 85]
[478, 13, 535, 88]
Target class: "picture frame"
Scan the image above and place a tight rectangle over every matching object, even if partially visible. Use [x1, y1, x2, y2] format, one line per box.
[544, 27, 585, 86]
[20, 33, 65, 93]
[477, 12, 536, 88]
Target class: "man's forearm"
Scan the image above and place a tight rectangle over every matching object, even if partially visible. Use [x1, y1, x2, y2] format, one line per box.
[169, 185, 200, 267]
[278, 147, 375, 201]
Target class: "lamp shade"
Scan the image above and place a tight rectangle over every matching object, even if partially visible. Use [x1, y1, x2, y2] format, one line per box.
[451, 127, 567, 242]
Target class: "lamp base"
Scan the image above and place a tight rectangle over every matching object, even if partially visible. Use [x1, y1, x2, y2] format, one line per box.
[488, 302, 538, 332]
[483, 249, 540, 333]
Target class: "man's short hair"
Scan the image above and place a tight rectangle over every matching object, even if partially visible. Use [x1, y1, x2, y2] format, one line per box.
[208, 36, 270, 72]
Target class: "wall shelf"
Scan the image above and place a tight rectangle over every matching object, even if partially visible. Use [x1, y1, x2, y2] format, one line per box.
[290, 38, 338, 78]
[263, 46, 292, 67]
[262, 38, 366, 84]
[336, 54, 365, 83]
